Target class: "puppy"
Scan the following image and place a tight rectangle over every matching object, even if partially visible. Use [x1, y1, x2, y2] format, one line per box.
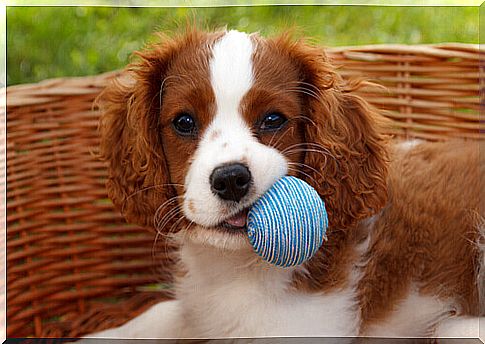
[89, 28, 484, 339]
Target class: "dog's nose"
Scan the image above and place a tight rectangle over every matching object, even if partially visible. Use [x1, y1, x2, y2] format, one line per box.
[210, 163, 252, 202]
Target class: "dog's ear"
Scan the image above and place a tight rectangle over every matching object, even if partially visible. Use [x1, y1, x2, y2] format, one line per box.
[97, 35, 182, 229]
[280, 36, 389, 229]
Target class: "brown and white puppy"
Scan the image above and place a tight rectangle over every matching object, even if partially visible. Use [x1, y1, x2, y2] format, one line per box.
[89, 28, 484, 339]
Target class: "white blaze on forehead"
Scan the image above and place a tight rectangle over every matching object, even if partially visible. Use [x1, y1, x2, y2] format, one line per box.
[210, 30, 254, 119]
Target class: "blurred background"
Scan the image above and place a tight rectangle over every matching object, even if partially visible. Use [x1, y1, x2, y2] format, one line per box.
[6, 5, 478, 86]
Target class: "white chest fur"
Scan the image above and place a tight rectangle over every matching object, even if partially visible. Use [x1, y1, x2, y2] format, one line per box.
[177, 241, 360, 338]
[85, 233, 477, 340]
[85, 239, 359, 340]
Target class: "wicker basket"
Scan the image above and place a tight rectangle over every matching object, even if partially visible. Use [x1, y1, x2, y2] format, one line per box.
[6, 43, 482, 338]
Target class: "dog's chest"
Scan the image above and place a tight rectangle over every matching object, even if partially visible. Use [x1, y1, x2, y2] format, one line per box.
[178, 244, 360, 337]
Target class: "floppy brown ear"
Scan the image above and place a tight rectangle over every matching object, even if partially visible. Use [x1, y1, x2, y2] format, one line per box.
[283, 38, 389, 230]
[304, 88, 389, 230]
[97, 38, 178, 229]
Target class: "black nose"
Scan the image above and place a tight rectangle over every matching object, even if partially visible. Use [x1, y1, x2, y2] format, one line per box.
[210, 163, 252, 202]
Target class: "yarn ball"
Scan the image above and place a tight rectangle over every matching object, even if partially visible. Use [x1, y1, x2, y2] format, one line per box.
[247, 176, 328, 267]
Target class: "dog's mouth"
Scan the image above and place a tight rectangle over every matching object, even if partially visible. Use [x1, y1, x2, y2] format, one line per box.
[218, 207, 250, 231]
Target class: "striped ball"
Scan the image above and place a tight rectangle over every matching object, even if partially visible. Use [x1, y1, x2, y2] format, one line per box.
[247, 176, 328, 267]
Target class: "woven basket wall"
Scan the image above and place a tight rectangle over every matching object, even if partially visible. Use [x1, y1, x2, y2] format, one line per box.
[6, 43, 482, 338]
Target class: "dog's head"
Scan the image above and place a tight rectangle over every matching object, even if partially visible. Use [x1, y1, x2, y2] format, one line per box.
[99, 28, 388, 249]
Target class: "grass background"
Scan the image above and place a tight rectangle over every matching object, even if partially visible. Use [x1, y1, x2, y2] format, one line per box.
[6, 5, 478, 86]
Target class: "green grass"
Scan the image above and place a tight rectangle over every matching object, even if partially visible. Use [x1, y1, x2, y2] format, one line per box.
[6, 5, 478, 86]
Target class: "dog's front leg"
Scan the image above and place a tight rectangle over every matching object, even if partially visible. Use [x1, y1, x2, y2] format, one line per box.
[82, 300, 184, 339]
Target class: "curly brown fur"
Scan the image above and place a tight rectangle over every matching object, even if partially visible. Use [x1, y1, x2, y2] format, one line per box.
[97, 29, 220, 228]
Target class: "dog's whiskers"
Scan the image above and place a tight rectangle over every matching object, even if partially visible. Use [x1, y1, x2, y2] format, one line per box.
[153, 195, 185, 225]
[268, 125, 295, 149]
[287, 166, 321, 187]
[288, 161, 327, 182]
[286, 80, 322, 93]
[282, 142, 333, 156]
[289, 115, 318, 129]
[152, 203, 191, 261]
[283, 148, 335, 164]
[155, 205, 184, 231]
[152, 216, 193, 264]
[287, 87, 321, 101]
[126, 184, 185, 202]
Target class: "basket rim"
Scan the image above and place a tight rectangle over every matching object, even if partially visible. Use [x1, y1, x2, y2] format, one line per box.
[4, 42, 480, 93]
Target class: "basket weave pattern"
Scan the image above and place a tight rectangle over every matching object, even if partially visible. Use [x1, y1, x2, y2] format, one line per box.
[328, 43, 481, 140]
[7, 72, 174, 337]
[6, 44, 482, 338]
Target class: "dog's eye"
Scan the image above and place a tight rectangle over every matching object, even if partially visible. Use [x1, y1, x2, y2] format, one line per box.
[173, 113, 197, 136]
[259, 112, 287, 132]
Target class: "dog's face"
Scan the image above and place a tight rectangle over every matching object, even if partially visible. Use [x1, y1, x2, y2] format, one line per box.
[160, 31, 305, 248]
[99, 28, 388, 250]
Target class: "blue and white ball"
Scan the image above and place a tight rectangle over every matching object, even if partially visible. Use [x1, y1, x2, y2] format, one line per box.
[246, 176, 328, 268]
